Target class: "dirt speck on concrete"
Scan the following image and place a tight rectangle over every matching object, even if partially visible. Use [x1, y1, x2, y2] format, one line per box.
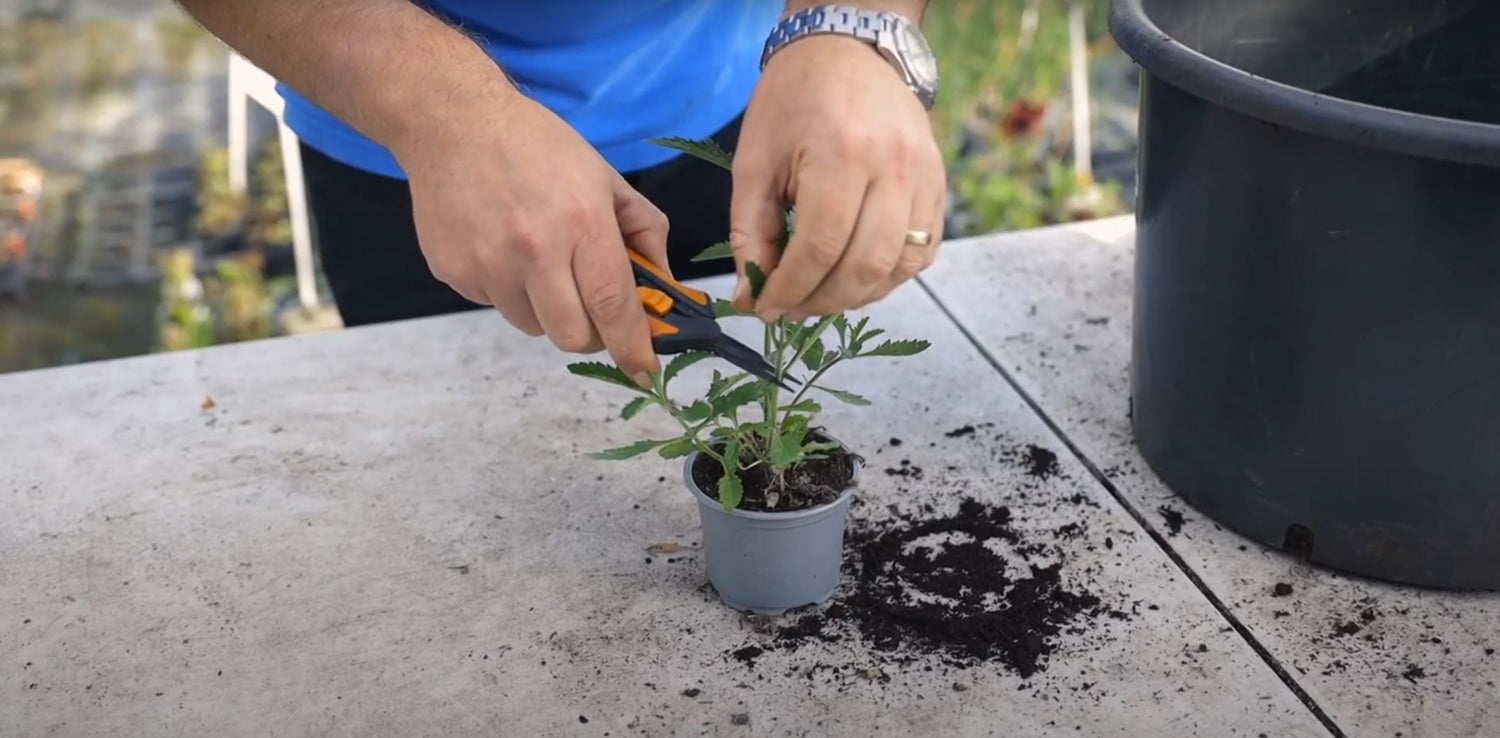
[1157, 506, 1186, 535]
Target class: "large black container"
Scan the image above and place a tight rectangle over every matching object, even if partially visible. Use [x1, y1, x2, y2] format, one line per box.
[1111, 0, 1500, 589]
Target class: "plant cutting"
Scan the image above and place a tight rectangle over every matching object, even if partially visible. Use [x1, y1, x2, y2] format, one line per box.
[566, 137, 930, 615]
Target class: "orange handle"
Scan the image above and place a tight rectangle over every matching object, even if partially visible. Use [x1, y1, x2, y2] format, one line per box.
[637, 286, 674, 317]
[627, 249, 710, 307]
[647, 315, 679, 337]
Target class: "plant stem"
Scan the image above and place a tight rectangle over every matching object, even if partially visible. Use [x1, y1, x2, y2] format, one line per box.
[786, 359, 840, 410]
[655, 386, 725, 464]
[760, 319, 787, 440]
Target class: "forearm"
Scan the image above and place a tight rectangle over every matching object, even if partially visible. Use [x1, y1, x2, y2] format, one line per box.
[175, 0, 519, 163]
[782, 0, 929, 23]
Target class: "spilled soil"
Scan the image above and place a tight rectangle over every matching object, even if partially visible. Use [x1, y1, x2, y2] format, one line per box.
[721, 426, 1132, 684]
[797, 498, 1105, 678]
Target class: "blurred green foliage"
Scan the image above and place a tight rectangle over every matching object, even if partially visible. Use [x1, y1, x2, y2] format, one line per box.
[194, 147, 247, 237]
[78, 20, 141, 100]
[155, 245, 293, 353]
[925, 0, 1126, 234]
[157, 138, 297, 353]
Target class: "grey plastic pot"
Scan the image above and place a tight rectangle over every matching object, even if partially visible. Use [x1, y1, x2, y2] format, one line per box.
[682, 440, 861, 616]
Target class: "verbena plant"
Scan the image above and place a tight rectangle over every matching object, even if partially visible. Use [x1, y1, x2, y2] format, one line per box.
[567, 137, 930, 512]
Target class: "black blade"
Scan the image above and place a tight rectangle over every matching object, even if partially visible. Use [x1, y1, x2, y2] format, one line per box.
[715, 337, 799, 391]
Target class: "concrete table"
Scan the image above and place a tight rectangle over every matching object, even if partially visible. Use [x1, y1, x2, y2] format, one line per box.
[1, 217, 1480, 736]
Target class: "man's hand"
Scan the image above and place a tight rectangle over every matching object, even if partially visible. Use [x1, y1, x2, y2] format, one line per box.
[174, 0, 667, 382]
[730, 5, 945, 322]
[398, 93, 669, 384]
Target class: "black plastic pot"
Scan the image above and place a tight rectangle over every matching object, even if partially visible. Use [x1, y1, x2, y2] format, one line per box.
[1111, 0, 1500, 589]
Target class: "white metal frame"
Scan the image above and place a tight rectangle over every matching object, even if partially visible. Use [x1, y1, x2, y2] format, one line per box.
[226, 52, 319, 311]
[1067, 0, 1093, 183]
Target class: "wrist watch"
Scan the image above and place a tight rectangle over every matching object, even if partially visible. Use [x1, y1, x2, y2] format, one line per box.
[760, 4, 939, 110]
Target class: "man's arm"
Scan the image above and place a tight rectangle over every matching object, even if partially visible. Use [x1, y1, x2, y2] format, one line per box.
[177, 0, 673, 380]
[174, 0, 520, 166]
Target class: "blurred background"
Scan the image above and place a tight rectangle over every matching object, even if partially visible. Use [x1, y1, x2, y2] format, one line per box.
[0, 0, 1136, 375]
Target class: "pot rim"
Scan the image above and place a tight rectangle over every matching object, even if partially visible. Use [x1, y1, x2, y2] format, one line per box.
[1109, 0, 1500, 168]
[681, 434, 861, 521]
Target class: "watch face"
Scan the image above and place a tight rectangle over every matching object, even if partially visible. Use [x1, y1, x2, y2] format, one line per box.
[898, 22, 939, 92]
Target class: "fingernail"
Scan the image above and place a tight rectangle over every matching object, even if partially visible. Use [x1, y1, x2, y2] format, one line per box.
[631, 371, 653, 388]
[758, 308, 783, 324]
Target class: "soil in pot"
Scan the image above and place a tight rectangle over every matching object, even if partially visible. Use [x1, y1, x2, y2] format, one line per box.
[689, 430, 861, 512]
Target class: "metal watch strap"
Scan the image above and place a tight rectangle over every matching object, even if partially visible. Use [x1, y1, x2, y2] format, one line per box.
[759, 5, 902, 70]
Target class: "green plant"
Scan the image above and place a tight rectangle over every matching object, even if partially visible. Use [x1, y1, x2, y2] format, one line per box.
[195, 147, 249, 237]
[566, 138, 930, 512]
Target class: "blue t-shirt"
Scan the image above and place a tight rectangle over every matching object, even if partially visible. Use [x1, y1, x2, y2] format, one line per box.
[277, 1, 782, 179]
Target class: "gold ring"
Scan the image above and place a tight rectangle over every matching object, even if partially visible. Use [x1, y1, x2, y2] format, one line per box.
[904, 230, 933, 247]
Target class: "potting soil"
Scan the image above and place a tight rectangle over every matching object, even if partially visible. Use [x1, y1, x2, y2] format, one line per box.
[835, 498, 1104, 678]
[690, 430, 858, 512]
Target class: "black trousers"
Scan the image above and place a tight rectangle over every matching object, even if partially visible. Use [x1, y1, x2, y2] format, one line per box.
[299, 116, 742, 326]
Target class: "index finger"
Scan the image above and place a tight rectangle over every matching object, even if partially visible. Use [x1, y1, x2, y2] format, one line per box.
[573, 229, 660, 382]
[755, 165, 866, 320]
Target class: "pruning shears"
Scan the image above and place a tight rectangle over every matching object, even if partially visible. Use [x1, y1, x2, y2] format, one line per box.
[627, 248, 798, 391]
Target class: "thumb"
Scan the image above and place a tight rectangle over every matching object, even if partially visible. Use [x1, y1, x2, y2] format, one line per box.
[613, 176, 672, 274]
[728, 162, 785, 312]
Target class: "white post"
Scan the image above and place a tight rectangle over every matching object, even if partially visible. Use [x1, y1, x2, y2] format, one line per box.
[1019, 0, 1040, 52]
[223, 52, 320, 311]
[227, 54, 248, 193]
[1068, 0, 1092, 183]
[277, 121, 318, 311]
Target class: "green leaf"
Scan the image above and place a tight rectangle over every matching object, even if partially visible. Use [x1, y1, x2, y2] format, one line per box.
[769, 435, 801, 468]
[859, 339, 932, 358]
[657, 438, 698, 459]
[800, 441, 843, 455]
[718, 439, 744, 511]
[816, 386, 872, 406]
[663, 350, 712, 383]
[691, 240, 735, 262]
[588, 439, 670, 460]
[848, 316, 873, 351]
[830, 315, 850, 343]
[782, 413, 811, 445]
[769, 415, 811, 468]
[802, 337, 827, 371]
[707, 369, 731, 397]
[713, 298, 750, 318]
[745, 261, 768, 299]
[778, 209, 796, 253]
[781, 320, 803, 345]
[648, 136, 734, 170]
[681, 400, 713, 423]
[620, 396, 650, 420]
[781, 399, 822, 414]
[567, 361, 646, 392]
[711, 380, 764, 416]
